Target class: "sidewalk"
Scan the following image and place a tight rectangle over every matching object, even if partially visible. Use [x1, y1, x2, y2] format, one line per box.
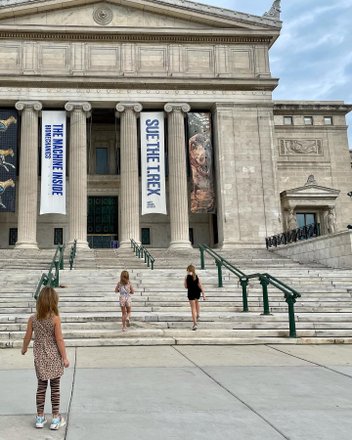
[1, 345, 352, 440]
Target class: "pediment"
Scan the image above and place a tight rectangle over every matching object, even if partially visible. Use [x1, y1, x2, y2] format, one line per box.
[0, 0, 281, 31]
[282, 185, 340, 197]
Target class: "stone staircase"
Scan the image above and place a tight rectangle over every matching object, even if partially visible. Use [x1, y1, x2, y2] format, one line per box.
[1, 246, 352, 347]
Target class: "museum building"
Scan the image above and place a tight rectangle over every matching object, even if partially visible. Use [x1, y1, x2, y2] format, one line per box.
[0, 0, 351, 250]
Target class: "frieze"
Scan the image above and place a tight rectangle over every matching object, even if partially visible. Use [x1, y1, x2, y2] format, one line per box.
[0, 87, 272, 97]
[279, 139, 323, 156]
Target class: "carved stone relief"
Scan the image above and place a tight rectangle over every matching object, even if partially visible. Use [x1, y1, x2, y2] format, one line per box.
[279, 139, 323, 156]
[93, 5, 113, 26]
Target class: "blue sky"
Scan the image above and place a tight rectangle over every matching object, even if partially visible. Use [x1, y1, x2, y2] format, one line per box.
[200, 0, 352, 147]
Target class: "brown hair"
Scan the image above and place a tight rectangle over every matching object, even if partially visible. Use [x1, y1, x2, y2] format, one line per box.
[36, 286, 59, 320]
[187, 264, 197, 281]
[120, 270, 130, 286]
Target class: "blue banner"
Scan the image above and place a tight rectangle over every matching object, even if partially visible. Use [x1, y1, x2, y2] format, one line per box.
[0, 109, 17, 212]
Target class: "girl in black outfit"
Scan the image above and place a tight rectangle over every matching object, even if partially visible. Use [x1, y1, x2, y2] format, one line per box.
[184, 264, 206, 330]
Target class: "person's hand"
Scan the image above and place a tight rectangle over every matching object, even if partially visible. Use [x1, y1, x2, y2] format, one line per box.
[21, 347, 27, 355]
[202, 294, 206, 301]
[63, 358, 70, 368]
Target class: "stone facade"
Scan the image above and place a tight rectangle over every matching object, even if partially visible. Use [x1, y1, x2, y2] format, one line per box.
[0, 0, 351, 249]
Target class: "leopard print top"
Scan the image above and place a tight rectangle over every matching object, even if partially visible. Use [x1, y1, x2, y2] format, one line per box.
[32, 315, 64, 381]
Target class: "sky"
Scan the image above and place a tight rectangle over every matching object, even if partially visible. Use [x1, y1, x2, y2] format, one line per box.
[199, 0, 352, 147]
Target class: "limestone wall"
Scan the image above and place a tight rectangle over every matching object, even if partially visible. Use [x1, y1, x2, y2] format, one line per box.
[271, 230, 352, 269]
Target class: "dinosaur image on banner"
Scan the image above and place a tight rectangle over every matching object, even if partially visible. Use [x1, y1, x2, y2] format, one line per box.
[187, 112, 215, 213]
[0, 110, 17, 212]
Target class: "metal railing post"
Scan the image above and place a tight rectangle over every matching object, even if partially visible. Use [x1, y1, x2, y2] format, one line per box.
[200, 247, 205, 269]
[259, 275, 271, 315]
[286, 295, 297, 338]
[240, 277, 249, 312]
[59, 245, 64, 270]
[54, 260, 59, 287]
[216, 260, 223, 288]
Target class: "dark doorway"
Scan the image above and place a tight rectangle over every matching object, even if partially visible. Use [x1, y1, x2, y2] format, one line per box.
[87, 196, 118, 248]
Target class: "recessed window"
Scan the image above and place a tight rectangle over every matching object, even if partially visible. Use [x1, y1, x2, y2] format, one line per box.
[304, 116, 313, 125]
[54, 228, 63, 245]
[189, 228, 194, 245]
[283, 116, 293, 125]
[9, 228, 17, 246]
[296, 213, 316, 228]
[96, 147, 109, 174]
[141, 228, 150, 245]
[324, 116, 333, 125]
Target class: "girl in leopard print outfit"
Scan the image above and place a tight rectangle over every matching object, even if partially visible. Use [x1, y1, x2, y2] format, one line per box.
[21, 286, 70, 430]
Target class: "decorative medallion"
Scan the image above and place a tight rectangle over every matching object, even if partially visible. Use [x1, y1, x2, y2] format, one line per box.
[93, 5, 113, 26]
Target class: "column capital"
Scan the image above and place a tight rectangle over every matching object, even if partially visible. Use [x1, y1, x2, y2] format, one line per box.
[15, 101, 42, 112]
[164, 103, 191, 114]
[64, 102, 92, 114]
[115, 102, 143, 115]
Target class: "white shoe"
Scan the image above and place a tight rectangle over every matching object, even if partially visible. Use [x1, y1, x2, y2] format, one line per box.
[50, 415, 66, 430]
[35, 415, 47, 429]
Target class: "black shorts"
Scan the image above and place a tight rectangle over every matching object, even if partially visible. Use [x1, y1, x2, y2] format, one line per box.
[188, 291, 200, 301]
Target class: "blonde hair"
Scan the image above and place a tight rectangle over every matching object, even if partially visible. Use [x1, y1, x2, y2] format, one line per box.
[120, 270, 130, 285]
[36, 286, 59, 320]
[187, 264, 197, 280]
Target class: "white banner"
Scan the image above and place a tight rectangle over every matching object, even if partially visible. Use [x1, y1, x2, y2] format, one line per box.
[140, 112, 167, 215]
[40, 111, 66, 215]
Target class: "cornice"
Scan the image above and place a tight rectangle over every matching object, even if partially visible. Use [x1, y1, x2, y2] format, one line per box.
[274, 102, 352, 113]
[0, 75, 279, 92]
[0, 28, 275, 45]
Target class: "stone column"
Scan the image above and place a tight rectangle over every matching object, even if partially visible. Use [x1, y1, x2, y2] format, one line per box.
[164, 103, 192, 249]
[64, 102, 91, 248]
[115, 102, 142, 247]
[15, 101, 42, 249]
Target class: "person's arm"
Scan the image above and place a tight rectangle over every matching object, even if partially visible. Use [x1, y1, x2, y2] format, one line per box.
[53, 316, 70, 368]
[130, 283, 135, 294]
[184, 276, 188, 289]
[114, 282, 120, 293]
[198, 277, 206, 300]
[21, 316, 33, 355]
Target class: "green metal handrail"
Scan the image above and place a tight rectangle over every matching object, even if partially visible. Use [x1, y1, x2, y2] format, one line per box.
[130, 239, 155, 269]
[69, 239, 77, 270]
[199, 244, 301, 338]
[34, 245, 65, 300]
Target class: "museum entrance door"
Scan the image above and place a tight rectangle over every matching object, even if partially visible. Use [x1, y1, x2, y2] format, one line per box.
[87, 196, 118, 248]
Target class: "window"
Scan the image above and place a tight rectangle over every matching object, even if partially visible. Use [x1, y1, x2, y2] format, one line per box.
[283, 116, 293, 125]
[304, 116, 313, 125]
[9, 228, 17, 246]
[324, 116, 333, 125]
[141, 228, 150, 245]
[296, 213, 316, 228]
[54, 228, 63, 245]
[96, 148, 109, 174]
[189, 228, 194, 245]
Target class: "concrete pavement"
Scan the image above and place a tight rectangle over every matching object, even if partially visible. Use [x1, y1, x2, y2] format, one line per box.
[1, 345, 352, 440]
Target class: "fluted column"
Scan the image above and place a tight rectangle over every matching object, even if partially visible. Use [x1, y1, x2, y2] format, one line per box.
[116, 102, 143, 247]
[65, 102, 91, 248]
[164, 103, 192, 249]
[15, 101, 42, 249]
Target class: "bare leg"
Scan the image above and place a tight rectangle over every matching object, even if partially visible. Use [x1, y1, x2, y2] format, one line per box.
[189, 300, 197, 327]
[196, 300, 200, 320]
[126, 306, 131, 326]
[120, 306, 127, 330]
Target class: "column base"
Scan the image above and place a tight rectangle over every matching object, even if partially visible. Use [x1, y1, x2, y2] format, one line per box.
[68, 240, 90, 249]
[119, 240, 140, 249]
[15, 241, 39, 250]
[168, 240, 192, 250]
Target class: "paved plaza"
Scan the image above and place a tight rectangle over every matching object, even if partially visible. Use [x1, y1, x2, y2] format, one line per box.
[1, 344, 352, 439]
